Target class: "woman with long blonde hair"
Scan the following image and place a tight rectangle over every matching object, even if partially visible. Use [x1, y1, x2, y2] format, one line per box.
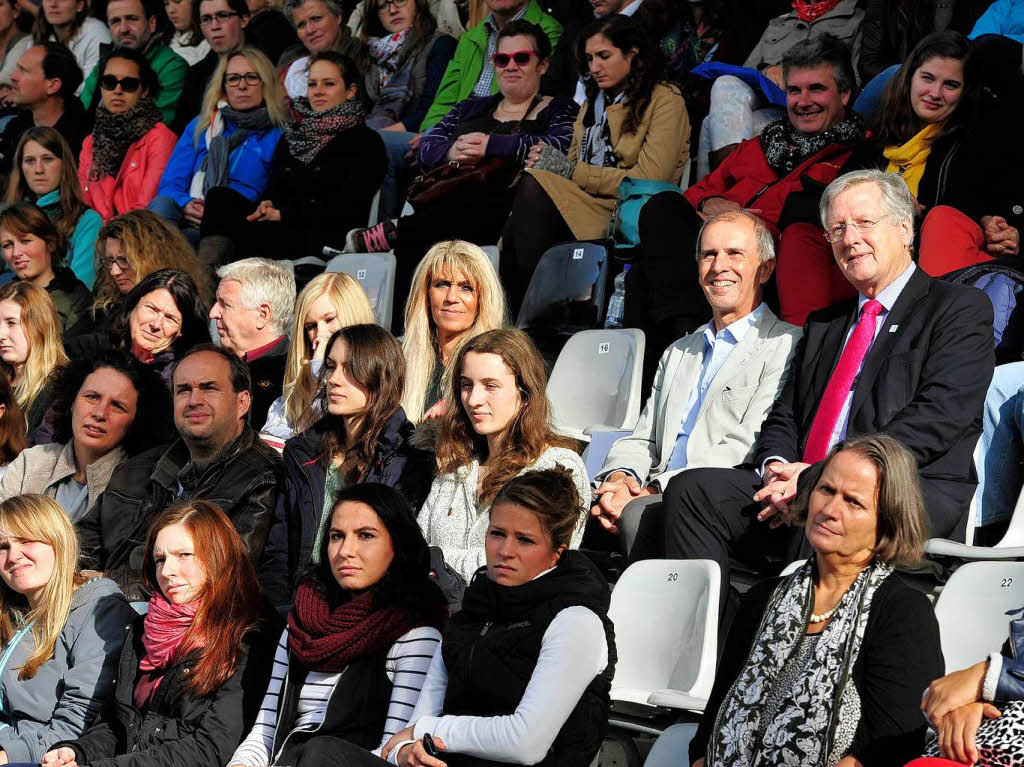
[150, 47, 286, 249]
[401, 240, 507, 423]
[0, 494, 135, 764]
[0, 281, 69, 436]
[418, 328, 588, 583]
[259, 272, 375, 452]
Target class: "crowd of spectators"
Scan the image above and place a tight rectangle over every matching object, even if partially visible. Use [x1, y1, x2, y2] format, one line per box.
[0, 0, 1018, 766]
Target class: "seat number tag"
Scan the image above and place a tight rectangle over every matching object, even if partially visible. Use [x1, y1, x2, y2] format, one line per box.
[357, 269, 367, 280]
[598, 342, 610, 354]
[573, 248, 584, 260]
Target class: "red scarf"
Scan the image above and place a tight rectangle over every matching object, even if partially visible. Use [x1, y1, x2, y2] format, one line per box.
[134, 594, 201, 708]
[791, 0, 841, 22]
[287, 578, 446, 673]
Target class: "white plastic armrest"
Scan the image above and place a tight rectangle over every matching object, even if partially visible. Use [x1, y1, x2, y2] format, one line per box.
[925, 538, 1024, 560]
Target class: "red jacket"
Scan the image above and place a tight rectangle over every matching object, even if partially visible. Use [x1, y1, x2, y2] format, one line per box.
[684, 135, 858, 231]
[78, 123, 177, 223]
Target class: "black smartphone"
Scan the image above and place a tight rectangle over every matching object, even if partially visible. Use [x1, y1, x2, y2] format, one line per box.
[422, 733, 440, 758]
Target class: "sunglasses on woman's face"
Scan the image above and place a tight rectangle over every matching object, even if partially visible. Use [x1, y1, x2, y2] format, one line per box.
[100, 74, 142, 92]
[492, 50, 538, 68]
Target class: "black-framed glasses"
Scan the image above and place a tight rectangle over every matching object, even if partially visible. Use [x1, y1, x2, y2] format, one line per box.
[224, 72, 261, 86]
[102, 255, 131, 270]
[376, 0, 408, 10]
[99, 75, 142, 92]
[199, 9, 239, 24]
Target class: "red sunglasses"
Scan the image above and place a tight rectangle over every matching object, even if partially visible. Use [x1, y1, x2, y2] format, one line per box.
[492, 49, 538, 68]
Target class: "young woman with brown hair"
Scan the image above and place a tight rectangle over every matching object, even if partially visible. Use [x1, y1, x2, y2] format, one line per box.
[43, 500, 280, 767]
[417, 327, 588, 583]
[262, 324, 434, 604]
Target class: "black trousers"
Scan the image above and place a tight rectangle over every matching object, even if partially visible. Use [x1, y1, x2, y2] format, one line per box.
[661, 467, 797, 590]
[624, 191, 711, 391]
[280, 735, 389, 766]
[500, 173, 574, 316]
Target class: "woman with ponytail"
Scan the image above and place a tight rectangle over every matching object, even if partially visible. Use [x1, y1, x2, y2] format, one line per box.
[43, 500, 280, 767]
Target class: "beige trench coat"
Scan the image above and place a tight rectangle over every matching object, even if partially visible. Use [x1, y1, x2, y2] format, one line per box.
[527, 82, 691, 240]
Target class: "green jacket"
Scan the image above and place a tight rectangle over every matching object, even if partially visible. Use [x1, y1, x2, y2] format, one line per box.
[420, 0, 562, 130]
[80, 42, 188, 124]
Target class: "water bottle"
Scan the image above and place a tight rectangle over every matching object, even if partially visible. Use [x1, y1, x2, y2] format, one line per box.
[605, 265, 629, 329]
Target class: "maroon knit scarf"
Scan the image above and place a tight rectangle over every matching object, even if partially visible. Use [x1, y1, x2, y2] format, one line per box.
[287, 579, 445, 673]
[791, 0, 841, 22]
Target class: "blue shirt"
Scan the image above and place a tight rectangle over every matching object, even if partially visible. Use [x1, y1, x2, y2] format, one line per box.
[665, 304, 765, 471]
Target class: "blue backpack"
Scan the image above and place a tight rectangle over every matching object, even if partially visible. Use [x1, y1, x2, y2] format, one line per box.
[943, 257, 1024, 364]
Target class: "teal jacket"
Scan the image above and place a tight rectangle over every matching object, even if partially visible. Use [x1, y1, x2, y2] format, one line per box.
[80, 42, 188, 124]
[37, 190, 103, 289]
[420, 0, 562, 130]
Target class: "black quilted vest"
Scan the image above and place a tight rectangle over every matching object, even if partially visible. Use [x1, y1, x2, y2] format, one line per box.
[439, 551, 616, 767]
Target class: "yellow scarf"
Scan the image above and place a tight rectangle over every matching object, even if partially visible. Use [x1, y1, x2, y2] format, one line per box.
[883, 122, 944, 198]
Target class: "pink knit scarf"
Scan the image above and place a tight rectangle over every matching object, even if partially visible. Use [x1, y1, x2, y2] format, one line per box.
[139, 594, 200, 672]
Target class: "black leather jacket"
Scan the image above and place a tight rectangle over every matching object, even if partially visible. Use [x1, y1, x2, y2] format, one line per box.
[78, 426, 284, 600]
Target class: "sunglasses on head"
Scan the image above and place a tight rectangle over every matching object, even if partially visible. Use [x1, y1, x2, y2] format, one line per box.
[492, 49, 538, 68]
[99, 74, 142, 92]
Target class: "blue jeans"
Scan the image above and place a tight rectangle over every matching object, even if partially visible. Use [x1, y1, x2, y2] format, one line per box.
[975, 361, 1024, 527]
[374, 129, 417, 222]
[854, 64, 900, 121]
[149, 194, 201, 248]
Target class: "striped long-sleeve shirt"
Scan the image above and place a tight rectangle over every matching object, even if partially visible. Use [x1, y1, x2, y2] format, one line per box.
[229, 625, 442, 765]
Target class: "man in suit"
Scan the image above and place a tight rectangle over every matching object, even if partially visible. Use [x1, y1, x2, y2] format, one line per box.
[661, 169, 995, 586]
[591, 210, 801, 549]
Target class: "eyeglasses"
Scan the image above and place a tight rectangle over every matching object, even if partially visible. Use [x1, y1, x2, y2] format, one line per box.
[199, 9, 239, 25]
[823, 214, 891, 243]
[99, 75, 142, 92]
[492, 49, 538, 68]
[224, 72, 261, 86]
[102, 255, 131, 271]
[375, 0, 408, 10]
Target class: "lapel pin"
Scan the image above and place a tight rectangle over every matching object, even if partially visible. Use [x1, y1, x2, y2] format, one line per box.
[889, 325, 898, 333]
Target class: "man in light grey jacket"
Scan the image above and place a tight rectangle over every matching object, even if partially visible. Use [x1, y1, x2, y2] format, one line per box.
[591, 210, 801, 547]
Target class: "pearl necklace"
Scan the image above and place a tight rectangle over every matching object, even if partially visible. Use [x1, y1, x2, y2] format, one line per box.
[809, 603, 839, 623]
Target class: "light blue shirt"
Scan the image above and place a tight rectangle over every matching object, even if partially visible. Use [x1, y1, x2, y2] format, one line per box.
[665, 304, 765, 471]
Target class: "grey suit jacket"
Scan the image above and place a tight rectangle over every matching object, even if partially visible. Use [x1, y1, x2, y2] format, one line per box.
[599, 305, 801, 488]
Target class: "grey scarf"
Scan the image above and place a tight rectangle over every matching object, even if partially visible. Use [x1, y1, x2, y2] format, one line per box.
[199, 105, 274, 197]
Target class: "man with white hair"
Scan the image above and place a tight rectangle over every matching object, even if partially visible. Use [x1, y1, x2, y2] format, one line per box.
[209, 257, 296, 427]
[658, 170, 994, 586]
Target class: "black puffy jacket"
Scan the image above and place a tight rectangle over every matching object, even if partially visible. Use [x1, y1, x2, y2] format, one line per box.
[54, 607, 280, 767]
[259, 407, 434, 606]
[78, 426, 284, 600]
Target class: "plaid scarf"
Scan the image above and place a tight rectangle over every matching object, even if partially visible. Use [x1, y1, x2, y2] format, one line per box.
[286, 97, 366, 165]
[89, 98, 163, 181]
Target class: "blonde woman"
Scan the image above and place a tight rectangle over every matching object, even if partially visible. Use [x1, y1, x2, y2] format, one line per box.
[401, 240, 507, 423]
[259, 272, 374, 452]
[91, 210, 209, 330]
[150, 47, 287, 247]
[0, 494, 135, 764]
[0, 281, 69, 438]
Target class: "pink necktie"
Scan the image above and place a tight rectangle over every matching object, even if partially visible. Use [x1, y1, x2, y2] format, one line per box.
[802, 299, 883, 463]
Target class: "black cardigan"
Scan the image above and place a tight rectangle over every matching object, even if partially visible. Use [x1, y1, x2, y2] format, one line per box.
[691, 574, 943, 767]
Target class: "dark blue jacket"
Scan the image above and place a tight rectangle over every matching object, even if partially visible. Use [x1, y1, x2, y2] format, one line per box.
[260, 407, 434, 606]
[996, 613, 1024, 702]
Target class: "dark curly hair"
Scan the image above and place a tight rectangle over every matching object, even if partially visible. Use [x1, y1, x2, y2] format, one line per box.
[575, 14, 664, 135]
[110, 268, 210, 360]
[313, 483, 447, 614]
[49, 349, 175, 455]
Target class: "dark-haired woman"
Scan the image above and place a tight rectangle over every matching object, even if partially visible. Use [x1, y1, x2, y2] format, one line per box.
[0, 376, 27, 479]
[501, 15, 690, 311]
[262, 323, 434, 606]
[229, 483, 447, 766]
[0, 350, 174, 521]
[383, 468, 614, 767]
[358, 0, 456, 220]
[43, 500, 280, 767]
[846, 31, 1021, 278]
[5, 128, 103, 288]
[418, 328, 588, 584]
[67, 268, 211, 381]
[198, 51, 387, 265]
[78, 48, 177, 223]
[345, 20, 574, 329]
[0, 202, 92, 334]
